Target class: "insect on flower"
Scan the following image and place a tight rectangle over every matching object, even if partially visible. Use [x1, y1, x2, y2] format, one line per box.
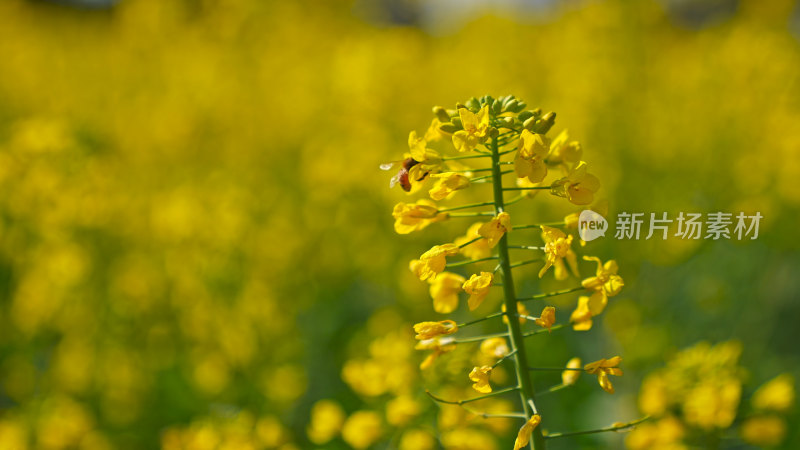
[380, 157, 429, 191]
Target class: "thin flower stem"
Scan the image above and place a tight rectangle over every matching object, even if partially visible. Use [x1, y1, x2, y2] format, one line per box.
[425, 386, 520, 405]
[446, 256, 498, 268]
[448, 212, 496, 217]
[528, 367, 584, 372]
[509, 259, 541, 269]
[492, 349, 518, 369]
[517, 287, 583, 302]
[454, 332, 509, 344]
[543, 416, 651, 440]
[509, 245, 543, 250]
[503, 186, 551, 191]
[489, 134, 545, 450]
[457, 310, 506, 328]
[511, 222, 565, 230]
[471, 170, 513, 183]
[499, 161, 514, 165]
[439, 201, 495, 212]
[462, 407, 527, 419]
[537, 383, 570, 396]
[457, 236, 483, 248]
[523, 323, 567, 337]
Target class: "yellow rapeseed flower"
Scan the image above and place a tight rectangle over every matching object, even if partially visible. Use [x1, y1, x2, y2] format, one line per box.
[585, 356, 623, 394]
[740, 415, 787, 447]
[546, 129, 583, 169]
[413, 320, 458, 340]
[469, 366, 493, 393]
[752, 373, 795, 413]
[570, 296, 593, 331]
[428, 272, 465, 314]
[581, 256, 624, 308]
[392, 199, 446, 234]
[478, 212, 511, 248]
[462, 272, 493, 310]
[562, 357, 582, 386]
[429, 172, 470, 201]
[341, 411, 382, 449]
[415, 336, 456, 370]
[535, 306, 556, 332]
[514, 130, 549, 183]
[452, 106, 490, 152]
[539, 225, 578, 280]
[411, 243, 460, 281]
[502, 301, 530, 325]
[306, 399, 345, 444]
[550, 161, 600, 205]
[513, 415, 542, 450]
[479, 337, 510, 359]
[455, 222, 492, 260]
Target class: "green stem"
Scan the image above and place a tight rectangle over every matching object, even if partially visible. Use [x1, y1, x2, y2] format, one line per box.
[443, 154, 493, 161]
[457, 310, 506, 328]
[445, 256, 498, 268]
[453, 332, 508, 344]
[439, 201, 495, 212]
[490, 135, 545, 450]
[447, 212, 496, 217]
[504, 186, 551, 191]
[426, 386, 519, 405]
[517, 287, 583, 302]
[544, 416, 650, 440]
[512, 222, 565, 230]
[523, 323, 567, 337]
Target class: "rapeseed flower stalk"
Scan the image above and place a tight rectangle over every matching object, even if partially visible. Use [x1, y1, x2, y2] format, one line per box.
[386, 95, 644, 449]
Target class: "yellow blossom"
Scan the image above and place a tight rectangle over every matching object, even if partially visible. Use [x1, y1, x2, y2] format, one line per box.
[683, 378, 741, 429]
[386, 395, 421, 427]
[639, 373, 669, 416]
[408, 130, 442, 164]
[546, 129, 583, 169]
[411, 243, 460, 281]
[392, 199, 446, 234]
[513, 415, 542, 450]
[534, 306, 556, 332]
[565, 199, 608, 229]
[562, 357, 582, 386]
[479, 337, 510, 359]
[740, 415, 787, 447]
[625, 416, 686, 450]
[585, 356, 623, 394]
[306, 399, 345, 444]
[582, 256, 624, 300]
[415, 337, 456, 370]
[429, 272, 465, 314]
[516, 177, 544, 199]
[399, 428, 436, 450]
[341, 411, 382, 449]
[550, 161, 600, 205]
[469, 366, 493, 393]
[462, 272, 493, 310]
[452, 106, 490, 152]
[752, 373, 795, 413]
[514, 130, 549, 183]
[570, 296, 593, 330]
[502, 301, 530, 325]
[539, 226, 578, 280]
[455, 222, 491, 259]
[429, 172, 470, 200]
[413, 320, 458, 340]
[478, 212, 511, 248]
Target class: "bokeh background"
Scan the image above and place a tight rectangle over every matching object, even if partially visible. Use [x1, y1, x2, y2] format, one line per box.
[0, 0, 798, 448]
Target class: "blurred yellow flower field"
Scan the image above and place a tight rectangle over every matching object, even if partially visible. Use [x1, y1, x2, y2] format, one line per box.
[0, 0, 798, 449]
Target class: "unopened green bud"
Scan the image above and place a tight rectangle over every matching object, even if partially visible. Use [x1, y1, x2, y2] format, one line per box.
[466, 97, 481, 112]
[432, 106, 450, 123]
[452, 117, 463, 129]
[455, 102, 468, 110]
[484, 95, 495, 106]
[492, 99, 503, 115]
[518, 110, 534, 122]
[534, 112, 556, 133]
[488, 127, 499, 138]
[510, 101, 526, 113]
[530, 108, 542, 118]
[503, 100, 518, 113]
[523, 116, 537, 130]
[438, 122, 459, 134]
[499, 116, 515, 128]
